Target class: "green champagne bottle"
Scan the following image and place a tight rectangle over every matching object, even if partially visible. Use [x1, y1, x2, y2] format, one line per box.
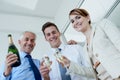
[8, 34, 21, 67]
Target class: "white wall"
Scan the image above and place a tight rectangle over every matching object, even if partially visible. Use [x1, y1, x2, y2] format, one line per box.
[0, 13, 53, 65]
[0, 13, 54, 32]
[55, 0, 82, 32]
[107, 1, 120, 29]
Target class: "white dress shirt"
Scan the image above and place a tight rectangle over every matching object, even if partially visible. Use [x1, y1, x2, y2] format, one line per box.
[47, 43, 93, 80]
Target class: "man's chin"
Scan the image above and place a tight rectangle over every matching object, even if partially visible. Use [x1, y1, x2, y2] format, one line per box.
[25, 49, 33, 53]
[50, 43, 58, 48]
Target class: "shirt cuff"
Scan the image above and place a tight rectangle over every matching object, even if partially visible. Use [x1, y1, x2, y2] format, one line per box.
[0, 73, 10, 80]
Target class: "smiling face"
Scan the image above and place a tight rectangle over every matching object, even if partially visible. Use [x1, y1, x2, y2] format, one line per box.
[44, 26, 61, 48]
[70, 14, 90, 32]
[69, 8, 91, 33]
[18, 31, 36, 54]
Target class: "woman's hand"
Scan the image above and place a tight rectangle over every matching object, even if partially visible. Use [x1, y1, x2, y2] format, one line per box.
[67, 40, 77, 45]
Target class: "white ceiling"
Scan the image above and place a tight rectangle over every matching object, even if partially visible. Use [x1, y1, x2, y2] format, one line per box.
[0, 0, 119, 33]
[0, 0, 63, 19]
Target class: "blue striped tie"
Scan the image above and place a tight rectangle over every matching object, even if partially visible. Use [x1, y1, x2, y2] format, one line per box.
[26, 55, 42, 80]
[58, 48, 71, 80]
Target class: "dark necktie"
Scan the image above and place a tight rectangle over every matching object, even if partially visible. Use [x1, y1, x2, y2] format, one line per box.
[26, 55, 42, 80]
[58, 48, 71, 80]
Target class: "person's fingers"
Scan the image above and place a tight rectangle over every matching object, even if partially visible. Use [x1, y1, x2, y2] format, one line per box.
[67, 40, 77, 45]
[6, 54, 18, 67]
[40, 65, 50, 77]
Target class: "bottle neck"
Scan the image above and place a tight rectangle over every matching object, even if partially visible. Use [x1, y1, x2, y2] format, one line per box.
[8, 36, 14, 45]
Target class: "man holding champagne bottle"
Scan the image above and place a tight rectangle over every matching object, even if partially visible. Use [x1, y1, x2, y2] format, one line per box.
[0, 31, 49, 80]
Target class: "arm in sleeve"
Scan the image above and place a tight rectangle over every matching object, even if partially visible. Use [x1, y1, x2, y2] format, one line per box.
[0, 64, 11, 80]
[67, 61, 95, 78]
[67, 45, 95, 78]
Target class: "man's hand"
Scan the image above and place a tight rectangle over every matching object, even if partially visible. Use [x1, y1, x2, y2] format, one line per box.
[57, 56, 71, 68]
[4, 52, 18, 76]
[40, 61, 52, 80]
